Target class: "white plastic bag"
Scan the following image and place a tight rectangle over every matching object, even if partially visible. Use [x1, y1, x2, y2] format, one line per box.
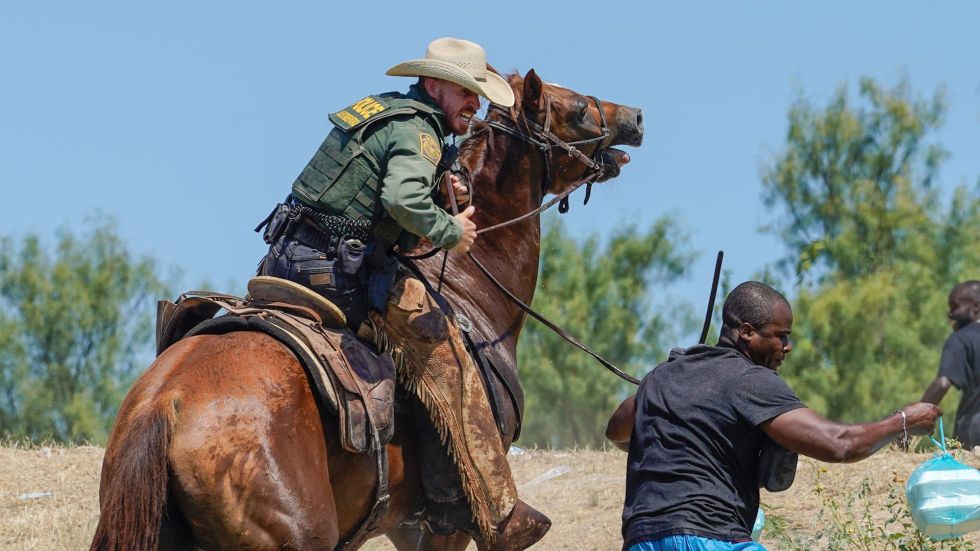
[906, 419, 980, 541]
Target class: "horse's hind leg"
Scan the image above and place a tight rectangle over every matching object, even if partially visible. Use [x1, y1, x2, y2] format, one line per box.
[167, 333, 341, 549]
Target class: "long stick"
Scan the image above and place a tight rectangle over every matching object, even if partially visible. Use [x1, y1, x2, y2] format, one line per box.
[699, 251, 724, 345]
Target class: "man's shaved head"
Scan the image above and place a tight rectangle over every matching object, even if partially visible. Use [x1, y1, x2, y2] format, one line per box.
[948, 280, 980, 330]
[722, 281, 791, 332]
[952, 281, 980, 303]
[720, 281, 794, 370]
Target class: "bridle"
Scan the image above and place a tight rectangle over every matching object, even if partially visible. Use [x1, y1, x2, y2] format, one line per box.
[484, 94, 610, 187]
[475, 94, 612, 231]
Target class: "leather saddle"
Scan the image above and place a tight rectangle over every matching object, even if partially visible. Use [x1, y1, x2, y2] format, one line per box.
[155, 278, 394, 454]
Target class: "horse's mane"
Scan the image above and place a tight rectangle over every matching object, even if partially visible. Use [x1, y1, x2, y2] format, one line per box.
[458, 124, 490, 180]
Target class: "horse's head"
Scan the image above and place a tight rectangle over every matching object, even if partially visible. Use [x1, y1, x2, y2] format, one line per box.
[490, 69, 644, 194]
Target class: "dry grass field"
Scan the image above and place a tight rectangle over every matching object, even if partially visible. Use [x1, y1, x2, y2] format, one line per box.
[3, 443, 980, 550]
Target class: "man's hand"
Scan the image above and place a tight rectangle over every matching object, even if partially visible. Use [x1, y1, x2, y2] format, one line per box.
[450, 206, 477, 254]
[899, 402, 942, 435]
[441, 172, 471, 210]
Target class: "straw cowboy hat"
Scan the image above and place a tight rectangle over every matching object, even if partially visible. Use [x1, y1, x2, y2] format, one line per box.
[387, 37, 515, 107]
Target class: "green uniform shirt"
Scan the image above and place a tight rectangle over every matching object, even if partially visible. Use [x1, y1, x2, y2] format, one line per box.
[293, 84, 462, 250]
[371, 85, 461, 249]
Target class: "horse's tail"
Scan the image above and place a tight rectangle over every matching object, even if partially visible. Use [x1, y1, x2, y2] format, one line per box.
[90, 402, 175, 551]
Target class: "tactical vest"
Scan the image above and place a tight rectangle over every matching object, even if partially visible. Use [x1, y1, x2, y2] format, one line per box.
[291, 94, 445, 250]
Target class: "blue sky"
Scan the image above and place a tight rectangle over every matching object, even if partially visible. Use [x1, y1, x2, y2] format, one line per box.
[2, 1, 978, 335]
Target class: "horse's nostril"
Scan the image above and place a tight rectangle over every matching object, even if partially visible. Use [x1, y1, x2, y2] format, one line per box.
[635, 111, 644, 129]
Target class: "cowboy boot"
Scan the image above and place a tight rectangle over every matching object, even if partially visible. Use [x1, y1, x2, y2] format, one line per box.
[478, 500, 551, 551]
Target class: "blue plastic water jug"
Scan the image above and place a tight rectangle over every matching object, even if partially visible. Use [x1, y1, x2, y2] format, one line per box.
[751, 507, 765, 541]
[906, 418, 980, 541]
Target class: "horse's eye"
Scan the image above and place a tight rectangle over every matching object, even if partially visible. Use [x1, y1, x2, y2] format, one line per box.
[577, 107, 590, 124]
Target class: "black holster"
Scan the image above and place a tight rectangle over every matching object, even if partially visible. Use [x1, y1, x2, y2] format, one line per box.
[255, 195, 296, 245]
[338, 238, 367, 275]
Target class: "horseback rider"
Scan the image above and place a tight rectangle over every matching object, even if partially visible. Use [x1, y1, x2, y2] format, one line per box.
[257, 37, 549, 548]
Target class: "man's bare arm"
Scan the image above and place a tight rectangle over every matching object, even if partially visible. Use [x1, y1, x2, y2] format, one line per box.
[921, 375, 952, 405]
[605, 395, 636, 452]
[762, 402, 941, 463]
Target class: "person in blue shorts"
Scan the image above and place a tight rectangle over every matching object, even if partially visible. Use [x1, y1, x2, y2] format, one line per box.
[607, 281, 941, 551]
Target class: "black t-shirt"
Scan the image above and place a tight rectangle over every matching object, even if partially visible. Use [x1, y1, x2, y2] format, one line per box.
[938, 323, 980, 447]
[621, 343, 805, 547]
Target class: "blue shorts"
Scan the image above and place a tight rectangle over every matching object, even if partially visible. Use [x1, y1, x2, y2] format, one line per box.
[628, 535, 766, 551]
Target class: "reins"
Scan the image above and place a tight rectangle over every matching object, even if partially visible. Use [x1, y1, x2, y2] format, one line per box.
[465, 250, 641, 385]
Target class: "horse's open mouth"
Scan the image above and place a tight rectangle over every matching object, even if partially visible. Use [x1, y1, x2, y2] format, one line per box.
[596, 147, 630, 182]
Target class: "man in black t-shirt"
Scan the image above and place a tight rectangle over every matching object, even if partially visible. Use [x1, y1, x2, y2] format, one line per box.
[609, 281, 941, 551]
[922, 280, 980, 448]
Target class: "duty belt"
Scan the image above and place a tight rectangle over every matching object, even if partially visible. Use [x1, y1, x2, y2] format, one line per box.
[300, 209, 372, 242]
[290, 211, 372, 257]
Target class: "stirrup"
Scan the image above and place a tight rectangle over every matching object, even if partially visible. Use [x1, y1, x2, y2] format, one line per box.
[421, 498, 477, 537]
[246, 276, 346, 329]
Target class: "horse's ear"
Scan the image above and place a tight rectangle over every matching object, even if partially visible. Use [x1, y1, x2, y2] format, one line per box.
[522, 69, 544, 116]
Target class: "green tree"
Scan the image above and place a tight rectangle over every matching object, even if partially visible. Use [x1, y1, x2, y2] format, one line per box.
[517, 215, 695, 448]
[762, 77, 980, 422]
[0, 219, 169, 443]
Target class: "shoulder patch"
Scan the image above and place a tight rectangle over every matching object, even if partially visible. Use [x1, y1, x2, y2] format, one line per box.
[419, 133, 441, 166]
[329, 96, 389, 131]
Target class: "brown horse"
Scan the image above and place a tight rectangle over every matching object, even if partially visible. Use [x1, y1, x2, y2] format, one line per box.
[91, 69, 643, 551]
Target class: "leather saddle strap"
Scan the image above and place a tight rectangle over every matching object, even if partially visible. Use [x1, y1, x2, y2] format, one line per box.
[338, 427, 390, 550]
[478, 338, 525, 441]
